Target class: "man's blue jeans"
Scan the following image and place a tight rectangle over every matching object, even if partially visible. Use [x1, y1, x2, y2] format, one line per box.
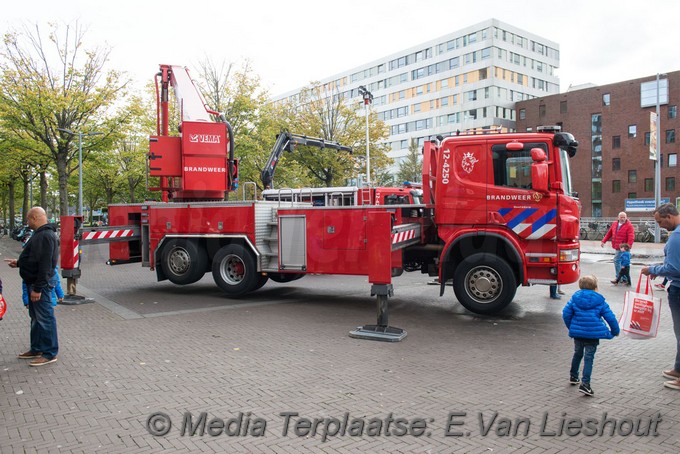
[668, 286, 680, 372]
[570, 338, 599, 384]
[27, 284, 59, 359]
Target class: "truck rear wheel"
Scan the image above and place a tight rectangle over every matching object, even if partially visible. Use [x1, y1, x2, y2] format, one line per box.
[161, 239, 208, 285]
[212, 244, 258, 296]
[453, 253, 516, 315]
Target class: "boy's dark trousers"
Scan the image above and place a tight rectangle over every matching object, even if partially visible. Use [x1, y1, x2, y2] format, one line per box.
[616, 266, 630, 285]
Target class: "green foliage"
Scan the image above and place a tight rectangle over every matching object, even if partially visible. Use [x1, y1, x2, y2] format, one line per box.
[276, 82, 393, 187]
[397, 138, 423, 184]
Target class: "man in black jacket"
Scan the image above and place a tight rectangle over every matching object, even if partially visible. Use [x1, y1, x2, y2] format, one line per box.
[6, 207, 60, 366]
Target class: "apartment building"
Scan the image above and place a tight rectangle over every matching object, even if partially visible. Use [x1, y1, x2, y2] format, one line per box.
[272, 18, 560, 174]
[516, 72, 680, 218]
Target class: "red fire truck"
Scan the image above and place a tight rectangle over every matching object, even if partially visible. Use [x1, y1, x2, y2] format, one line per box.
[60, 64, 581, 341]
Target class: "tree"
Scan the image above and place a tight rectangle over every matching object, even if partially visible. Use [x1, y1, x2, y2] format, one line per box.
[396, 138, 422, 184]
[0, 22, 129, 216]
[279, 82, 392, 187]
[195, 59, 310, 193]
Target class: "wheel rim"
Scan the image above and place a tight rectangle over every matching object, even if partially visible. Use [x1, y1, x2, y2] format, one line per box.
[220, 254, 246, 285]
[168, 247, 191, 275]
[464, 265, 503, 304]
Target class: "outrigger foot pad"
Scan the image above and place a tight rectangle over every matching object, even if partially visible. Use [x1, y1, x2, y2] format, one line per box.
[60, 294, 95, 305]
[349, 325, 407, 342]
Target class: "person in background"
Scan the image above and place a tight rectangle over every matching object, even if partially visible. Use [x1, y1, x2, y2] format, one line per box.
[0, 276, 4, 320]
[562, 275, 620, 397]
[5, 207, 60, 367]
[20, 229, 63, 306]
[549, 284, 563, 299]
[610, 243, 631, 286]
[601, 211, 635, 284]
[641, 203, 680, 390]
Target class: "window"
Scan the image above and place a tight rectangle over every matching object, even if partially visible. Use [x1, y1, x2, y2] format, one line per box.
[519, 108, 526, 120]
[666, 129, 676, 143]
[612, 136, 621, 149]
[602, 93, 610, 106]
[539, 104, 546, 117]
[560, 101, 567, 113]
[645, 178, 654, 192]
[628, 125, 637, 138]
[491, 144, 544, 189]
[612, 158, 621, 171]
[628, 170, 637, 183]
[669, 105, 677, 119]
[645, 132, 650, 145]
[667, 177, 676, 191]
[670, 153, 677, 167]
[612, 180, 621, 193]
[628, 193, 637, 199]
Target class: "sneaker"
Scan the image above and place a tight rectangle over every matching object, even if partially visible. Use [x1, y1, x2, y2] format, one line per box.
[29, 356, 57, 367]
[662, 369, 680, 380]
[550, 295, 561, 300]
[610, 280, 618, 285]
[578, 383, 594, 396]
[17, 351, 41, 359]
[663, 378, 680, 390]
[653, 283, 666, 291]
[569, 376, 580, 385]
[557, 289, 566, 295]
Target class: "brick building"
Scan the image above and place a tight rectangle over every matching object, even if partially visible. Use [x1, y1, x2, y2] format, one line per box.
[516, 71, 680, 218]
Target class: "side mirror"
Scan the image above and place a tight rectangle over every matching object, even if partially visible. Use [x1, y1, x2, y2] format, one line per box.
[531, 148, 549, 194]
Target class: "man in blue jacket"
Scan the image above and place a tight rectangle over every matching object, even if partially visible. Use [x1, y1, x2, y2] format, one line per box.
[562, 274, 620, 396]
[642, 203, 680, 390]
[5, 207, 60, 366]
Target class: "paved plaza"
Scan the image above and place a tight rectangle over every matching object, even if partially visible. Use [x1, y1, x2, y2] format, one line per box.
[1, 236, 678, 453]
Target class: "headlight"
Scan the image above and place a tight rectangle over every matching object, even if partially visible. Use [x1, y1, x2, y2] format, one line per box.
[559, 248, 579, 262]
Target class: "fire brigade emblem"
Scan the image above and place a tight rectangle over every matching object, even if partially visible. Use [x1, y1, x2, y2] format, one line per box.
[532, 192, 543, 202]
[461, 152, 479, 174]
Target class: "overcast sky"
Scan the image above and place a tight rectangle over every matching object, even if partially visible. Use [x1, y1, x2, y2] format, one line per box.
[2, 0, 678, 96]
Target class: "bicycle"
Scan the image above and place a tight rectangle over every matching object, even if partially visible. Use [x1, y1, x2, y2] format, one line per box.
[636, 221, 654, 243]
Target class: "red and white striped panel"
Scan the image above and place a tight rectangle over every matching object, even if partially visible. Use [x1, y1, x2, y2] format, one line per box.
[81, 229, 135, 241]
[73, 242, 80, 268]
[391, 229, 416, 244]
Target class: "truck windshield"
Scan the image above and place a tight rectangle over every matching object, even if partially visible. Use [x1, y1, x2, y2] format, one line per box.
[559, 147, 575, 197]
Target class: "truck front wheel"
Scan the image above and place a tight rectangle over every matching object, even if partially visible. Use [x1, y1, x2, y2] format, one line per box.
[161, 239, 208, 285]
[212, 244, 258, 296]
[452, 253, 516, 315]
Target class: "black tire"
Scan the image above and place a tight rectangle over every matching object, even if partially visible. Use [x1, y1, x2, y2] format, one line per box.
[452, 253, 517, 315]
[161, 239, 207, 285]
[579, 228, 588, 240]
[212, 244, 258, 296]
[268, 273, 305, 283]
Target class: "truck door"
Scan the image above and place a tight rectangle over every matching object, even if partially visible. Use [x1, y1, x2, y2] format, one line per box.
[488, 143, 557, 240]
[434, 142, 487, 226]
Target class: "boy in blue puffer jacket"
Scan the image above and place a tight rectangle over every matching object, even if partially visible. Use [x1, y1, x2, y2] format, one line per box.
[562, 275, 620, 396]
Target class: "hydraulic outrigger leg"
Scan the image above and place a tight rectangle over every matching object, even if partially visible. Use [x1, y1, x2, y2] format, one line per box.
[349, 284, 407, 342]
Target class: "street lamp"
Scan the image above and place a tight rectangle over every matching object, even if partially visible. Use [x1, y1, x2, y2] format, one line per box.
[358, 85, 373, 186]
[57, 128, 103, 217]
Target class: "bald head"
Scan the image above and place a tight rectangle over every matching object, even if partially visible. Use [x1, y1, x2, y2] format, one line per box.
[27, 206, 48, 230]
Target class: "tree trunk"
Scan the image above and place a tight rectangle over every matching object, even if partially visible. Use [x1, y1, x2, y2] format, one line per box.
[40, 171, 49, 211]
[8, 181, 16, 230]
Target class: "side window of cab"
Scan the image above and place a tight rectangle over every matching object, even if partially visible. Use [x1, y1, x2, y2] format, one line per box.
[491, 142, 549, 190]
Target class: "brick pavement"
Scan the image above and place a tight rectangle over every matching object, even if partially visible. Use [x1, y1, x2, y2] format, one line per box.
[0, 236, 678, 453]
